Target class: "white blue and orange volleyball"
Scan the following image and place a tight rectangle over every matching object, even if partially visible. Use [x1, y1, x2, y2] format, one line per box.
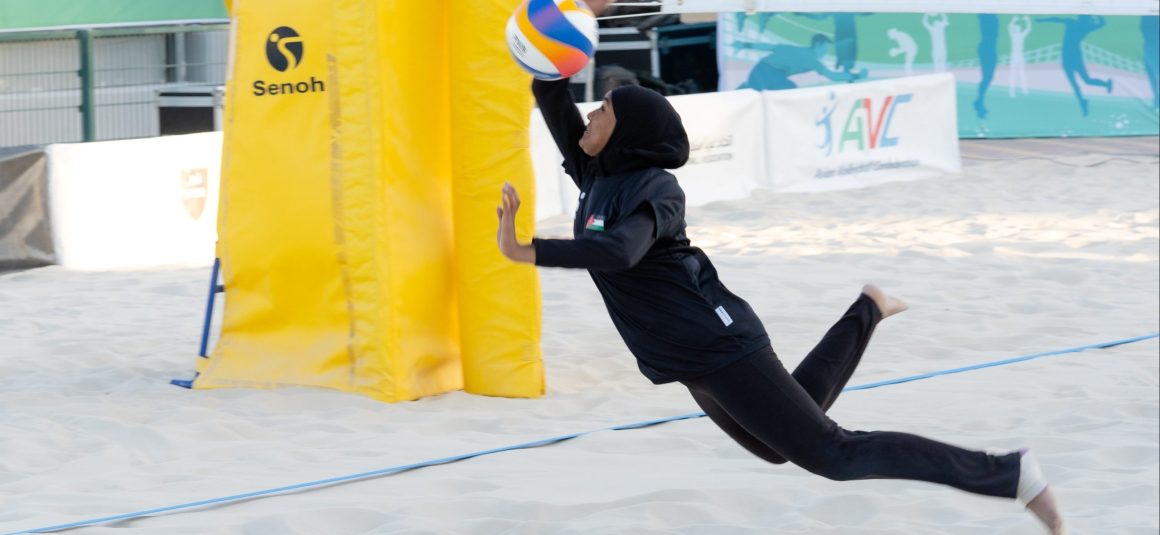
[506, 0, 599, 80]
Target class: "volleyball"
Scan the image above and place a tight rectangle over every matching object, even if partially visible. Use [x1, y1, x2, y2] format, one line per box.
[506, 0, 599, 80]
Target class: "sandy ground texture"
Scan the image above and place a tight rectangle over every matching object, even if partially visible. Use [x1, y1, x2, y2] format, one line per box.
[1, 138, 1157, 534]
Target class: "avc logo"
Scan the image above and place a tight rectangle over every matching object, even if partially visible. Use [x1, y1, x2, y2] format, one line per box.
[817, 92, 913, 156]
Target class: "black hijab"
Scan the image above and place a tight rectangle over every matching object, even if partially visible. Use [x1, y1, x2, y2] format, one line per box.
[591, 85, 689, 176]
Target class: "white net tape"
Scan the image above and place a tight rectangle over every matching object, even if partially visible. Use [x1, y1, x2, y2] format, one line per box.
[657, 0, 1158, 16]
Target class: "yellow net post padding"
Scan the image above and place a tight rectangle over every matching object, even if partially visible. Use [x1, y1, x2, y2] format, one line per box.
[196, 0, 542, 402]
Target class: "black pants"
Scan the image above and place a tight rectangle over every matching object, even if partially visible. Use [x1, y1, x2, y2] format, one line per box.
[681, 294, 1020, 499]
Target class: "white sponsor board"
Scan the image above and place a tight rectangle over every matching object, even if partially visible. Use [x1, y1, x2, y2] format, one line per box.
[763, 73, 961, 193]
[530, 88, 767, 219]
[46, 132, 222, 269]
[667, 89, 768, 206]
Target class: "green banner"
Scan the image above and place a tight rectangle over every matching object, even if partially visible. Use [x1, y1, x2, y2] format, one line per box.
[719, 13, 1160, 138]
[0, 0, 227, 31]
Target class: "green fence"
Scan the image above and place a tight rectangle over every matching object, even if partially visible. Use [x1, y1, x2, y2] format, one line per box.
[0, 22, 229, 147]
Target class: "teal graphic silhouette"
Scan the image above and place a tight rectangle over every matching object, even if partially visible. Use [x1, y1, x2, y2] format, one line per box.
[1007, 16, 1032, 97]
[797, 13, 872, 73]
[974, 14, 999, 119]
[887, 28, 918, 76]
[1143, 16, 1159, 111]
[923, 13, 950, 72]
[735, 12, 780, 35]
[737, 34, 867, 90]
[1038, 15, 1114, 116]
[816, 92, 838, 156]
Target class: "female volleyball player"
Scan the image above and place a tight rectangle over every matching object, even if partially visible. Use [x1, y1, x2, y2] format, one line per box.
[495, 4, 1063, 533]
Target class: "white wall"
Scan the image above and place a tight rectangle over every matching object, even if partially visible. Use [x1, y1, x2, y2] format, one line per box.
[46, 132, 221, 269]
[763, 74, 961, 193]
[37, 75, 958, 269]
[529, 76, 961, 218]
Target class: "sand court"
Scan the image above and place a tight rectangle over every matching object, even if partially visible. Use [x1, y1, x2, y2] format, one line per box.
[0, 138, 1156, 534]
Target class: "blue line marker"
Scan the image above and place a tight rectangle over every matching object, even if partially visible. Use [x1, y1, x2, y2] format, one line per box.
[5, 332, 1156, 535]
[845, 332, 1159, 391]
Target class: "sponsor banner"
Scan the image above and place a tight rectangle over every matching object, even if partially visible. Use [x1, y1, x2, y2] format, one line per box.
[667, 89, 768, 206]
[530, 89, 766, 217]
[664, 1, 1158, 16]
[764, 73, 961, 192]
[719, 12, 1159, 138]
[0, 0, 227, 32]
[46, 132, 221, 269]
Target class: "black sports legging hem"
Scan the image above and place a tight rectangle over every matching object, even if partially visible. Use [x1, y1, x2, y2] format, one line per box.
[680, 294, 1020, 499]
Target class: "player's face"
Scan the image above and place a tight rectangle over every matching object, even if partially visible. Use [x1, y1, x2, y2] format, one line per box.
[579, 92, 617, 156]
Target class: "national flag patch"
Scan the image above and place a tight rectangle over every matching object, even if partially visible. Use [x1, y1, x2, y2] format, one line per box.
[585, 214, 605, 232]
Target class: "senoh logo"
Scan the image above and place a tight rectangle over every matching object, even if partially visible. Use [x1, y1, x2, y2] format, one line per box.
[817, 92, 912, 156]
[265, 26, 303, 71]
[253, 26, 326, 97]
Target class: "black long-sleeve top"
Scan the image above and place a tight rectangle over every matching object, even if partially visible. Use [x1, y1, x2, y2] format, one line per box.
[530, 79, 769, 384]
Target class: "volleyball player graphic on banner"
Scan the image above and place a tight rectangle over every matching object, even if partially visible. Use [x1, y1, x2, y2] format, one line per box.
[718, 12, 1159, 137]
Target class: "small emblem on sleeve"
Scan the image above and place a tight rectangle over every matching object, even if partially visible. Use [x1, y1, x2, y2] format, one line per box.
[585, 214, 605, 232]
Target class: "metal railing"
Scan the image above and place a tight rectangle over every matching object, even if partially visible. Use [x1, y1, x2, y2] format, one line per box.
[0, 22, 229, 148]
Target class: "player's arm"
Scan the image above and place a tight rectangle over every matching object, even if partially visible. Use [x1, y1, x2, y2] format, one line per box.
[497, 182, 657, 269]
[531, 79, 588, 187]
[528, 0, 609, 188]
[532, 209, 657, 270]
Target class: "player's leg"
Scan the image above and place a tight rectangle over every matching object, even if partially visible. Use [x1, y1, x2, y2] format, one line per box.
[686, 348, 1064, 532]
[686, 383, 787, 465]
[791, 285, 906, 412]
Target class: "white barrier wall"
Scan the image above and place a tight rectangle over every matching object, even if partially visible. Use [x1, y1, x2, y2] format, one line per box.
[763, 74, 961, 193]
[46, 132, 221, 269]
[529, 80, 957, 214]
[39, 78, 956, 270]
[667, 89, 768, 205]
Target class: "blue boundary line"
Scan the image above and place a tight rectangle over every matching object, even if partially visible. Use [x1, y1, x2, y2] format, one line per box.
[5, 332, 1156, 534]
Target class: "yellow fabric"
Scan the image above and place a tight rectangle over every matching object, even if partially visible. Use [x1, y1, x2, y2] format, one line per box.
[451, 0, 544, 397]
[195, 0, 542, 402]
[361, 0, 463, 401]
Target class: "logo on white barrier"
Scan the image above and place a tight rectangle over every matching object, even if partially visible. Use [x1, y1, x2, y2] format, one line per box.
[688, 134, 735, 165]
[181, 168, 209, 221]
[817, 91, 913, 158]
[764, 74, 959, 192]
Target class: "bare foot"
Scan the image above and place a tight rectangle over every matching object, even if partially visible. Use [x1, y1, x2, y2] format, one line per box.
[1027, 486, 1067, 534]
[861, 284, 908, 319]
